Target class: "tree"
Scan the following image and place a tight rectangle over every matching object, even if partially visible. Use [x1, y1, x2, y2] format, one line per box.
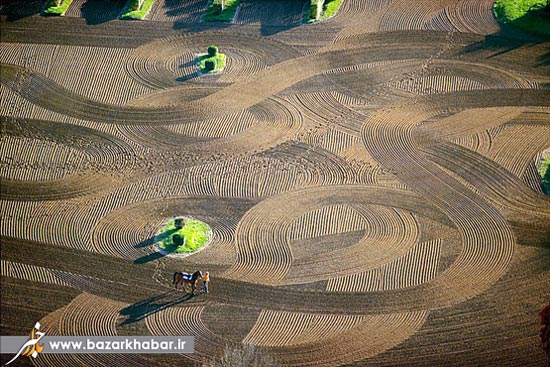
[172, 234, 184, 247]
[216, 0, 226, 12]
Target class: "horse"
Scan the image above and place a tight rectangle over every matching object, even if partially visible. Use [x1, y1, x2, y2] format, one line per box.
[173, 271, 203, 294]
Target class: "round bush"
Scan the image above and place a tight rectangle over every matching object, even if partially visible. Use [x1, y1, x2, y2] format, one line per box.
[174, 217, 184, 229]
[172, 234, 184, 247]
[207, 45, 218, 57]
[205, 60, 216, 71]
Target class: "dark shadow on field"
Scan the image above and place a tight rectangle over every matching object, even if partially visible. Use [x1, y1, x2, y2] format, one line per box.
[119, 291, 194, 325]
[80, 0, 124, 25]
[134, 252, 166, 264]
[163, 0, 209, 21]
[461, 5, 549, 62]
[135, 228, 176, 249]
[0, 0, 43, 21]
[171, 0, 307, 35]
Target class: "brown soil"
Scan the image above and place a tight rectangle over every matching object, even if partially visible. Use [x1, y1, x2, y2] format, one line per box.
[1, 0, 549, 366]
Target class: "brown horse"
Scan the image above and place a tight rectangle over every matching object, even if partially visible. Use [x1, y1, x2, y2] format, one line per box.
[173, 271, 203, 294]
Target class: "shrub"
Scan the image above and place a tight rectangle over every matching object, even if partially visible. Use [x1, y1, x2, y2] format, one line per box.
[172, 234, 184, 247]
[174, 217, 184, 229]
[208, 45, 219, 57]
[205, 60, 216, 71]
[310, 0, 324, 20]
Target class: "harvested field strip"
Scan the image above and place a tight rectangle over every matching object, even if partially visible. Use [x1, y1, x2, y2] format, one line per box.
[246, 310, 428, 366]
[326, 240, 441, 292]
[284, 206, 419, 284]
[289, 204, 367, 242]
[243, 310, 365, 347]
[1, 259, 71, 287]
[0, 259, 124, 296]
[415, 107, 527, 144]
[184, 157, 307, 198]
[0, 171, 122, 202]
[391, 75, 486, 95]
[361, 89, 549, 307]
[379, 0, 454, 31]
[424, 141, 550, 213]
[486, 114, 550, 178]
[146, 306, 228, 364]
[59, 293, 122, 336]
[285, 92, 366, 135]
[225, 185, 451, 285]
[49, 45, 151, 104]
[0, 43, 59, 77]
[444, 0, 500, 34]
[452, 130, 492, 156]
[0, 135, 88, 181]
[166, 109, 256, 138]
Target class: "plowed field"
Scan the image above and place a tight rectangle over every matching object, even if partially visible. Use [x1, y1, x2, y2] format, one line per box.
[1, 0, 549, 366]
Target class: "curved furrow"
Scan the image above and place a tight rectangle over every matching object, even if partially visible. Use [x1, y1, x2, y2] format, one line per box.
[224, 185, 452, 285]
[486, 112, 550, 178]
[327, 239, 441, 292]
[362, 88, 549, 307]
[415, 107, 527, 144]
[452, 130, 492, 156]
[1, 259, 71, 287]
[423, 141, 550, 214]
[145, 306, 230, 364]
[91, 195, 255, 261]
[378, 0, 455, 32]
[244, 310, 428, 366]
[444, 0, 500, 35]
[125, 33, 297, 89]
[283, 206, 419, 285]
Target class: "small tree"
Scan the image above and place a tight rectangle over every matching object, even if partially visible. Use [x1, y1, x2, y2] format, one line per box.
[205, 60, 216, 71]
[208, 45, 219, 57]
[174, 217, 184, 229]
[172, 234, 184, 247]
[215, 0, 226, 12]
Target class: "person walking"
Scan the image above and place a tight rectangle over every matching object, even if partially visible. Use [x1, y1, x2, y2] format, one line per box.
[202, 271, 210, 294]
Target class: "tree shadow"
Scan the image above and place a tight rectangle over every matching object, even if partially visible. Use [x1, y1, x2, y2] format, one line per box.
[134, 252, 166, 264]
[171, 0, 307, 35]
[119, 291, 195, 325]
[80, 0, 124, 25]
[1, 0, 43, 21]
[459, 29, 549, 68]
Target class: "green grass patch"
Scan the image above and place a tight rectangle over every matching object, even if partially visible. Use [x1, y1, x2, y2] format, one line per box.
[196, 53, 227, 73]
[539, 155, 550, 195]
[120, 0, 156, 20]
[493, 0, 550, 36]
[157, 218, 211, 254]
[42, 0, 74, 16]
[203, 0, 240, 22]
[304, 0, 344, 23]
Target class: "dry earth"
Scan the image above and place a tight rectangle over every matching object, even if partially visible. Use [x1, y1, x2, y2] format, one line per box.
[1, 0, 549, 366]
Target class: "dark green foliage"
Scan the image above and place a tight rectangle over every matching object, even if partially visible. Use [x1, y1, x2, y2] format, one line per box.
[174, 217, 184, 229]
[542, 164, 550, 194]
[208, 45, 219, 57]
[205, 60, 216, 71]
[172, 234, 184, 247]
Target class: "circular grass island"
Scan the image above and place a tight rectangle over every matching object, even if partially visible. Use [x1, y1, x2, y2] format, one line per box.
[196, 45, 226, 74]
[155, 217, 212, 255]
[493, 0, 550, 36]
